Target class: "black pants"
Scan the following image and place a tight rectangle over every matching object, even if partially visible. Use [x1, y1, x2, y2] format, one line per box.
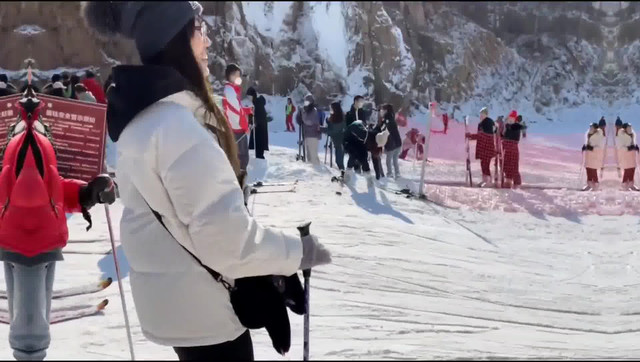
[173, 330, 254, 361]
[371, 154, 384, 179]
[347, 146, 370, 173]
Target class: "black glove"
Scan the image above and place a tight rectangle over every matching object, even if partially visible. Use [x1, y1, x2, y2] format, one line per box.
[628, 145, 636, 151]
[635, 145, 639, 151]
[581, 145, 587, 151]
[79, 174, 117, 210]
[586, 145, 594, 151]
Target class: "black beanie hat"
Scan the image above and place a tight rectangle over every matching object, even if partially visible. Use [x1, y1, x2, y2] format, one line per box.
[81, 1, 204, 59]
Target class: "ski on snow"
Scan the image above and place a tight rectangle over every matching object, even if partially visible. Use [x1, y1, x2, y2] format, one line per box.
[0, 299, 109, 325]
[252, 180, 299, 188]
[0, 278, 112, 300]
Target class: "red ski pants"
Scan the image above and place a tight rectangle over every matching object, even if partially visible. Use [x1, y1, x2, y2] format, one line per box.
[286, 115, 295, 131]
[623, 168, 636, 183]
[586, 168, 598, 183]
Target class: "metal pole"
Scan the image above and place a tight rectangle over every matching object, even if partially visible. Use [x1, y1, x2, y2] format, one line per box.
[418, 103, 435, 198]
[297, 222, 312, 362]
[104, 204, 136, 360]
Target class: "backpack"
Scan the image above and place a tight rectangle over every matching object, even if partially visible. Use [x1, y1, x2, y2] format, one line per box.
[0, 98, 70, 257]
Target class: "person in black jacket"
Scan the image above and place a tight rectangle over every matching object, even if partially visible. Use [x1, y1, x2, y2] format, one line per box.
[381, 104, 402, 179]
[501, 110, 527, 188]
[246, 87, 268, 159]
[345, 95, 367, 172]
[345, 95, 365, 127]
[367, 116, 386, 180]
[343, 119, 373, 186]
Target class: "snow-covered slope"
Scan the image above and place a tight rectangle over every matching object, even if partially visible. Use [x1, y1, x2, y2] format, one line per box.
[1, 127, 638, 360]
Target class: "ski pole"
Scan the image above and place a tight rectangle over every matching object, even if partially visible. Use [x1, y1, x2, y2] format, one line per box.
[577, 150, 585, 190]
[297, 221, 312, 362]
[330, 139, 333, 168]
[324, 135, 329, 165]
[104, 203, 136, 360]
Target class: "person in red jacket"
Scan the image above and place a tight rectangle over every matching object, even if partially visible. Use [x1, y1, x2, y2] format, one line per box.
[81, 70, 107, 104]
[0, 85, 116, 360]
[222, 64, 253, 171]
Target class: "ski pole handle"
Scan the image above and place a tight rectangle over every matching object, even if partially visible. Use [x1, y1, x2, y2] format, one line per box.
[298, 221, 312, 278]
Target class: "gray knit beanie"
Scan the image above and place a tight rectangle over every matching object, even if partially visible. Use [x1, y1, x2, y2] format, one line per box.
[81, 1, 203, 59]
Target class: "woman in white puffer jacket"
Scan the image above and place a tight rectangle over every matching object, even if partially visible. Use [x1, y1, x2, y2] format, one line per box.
[82, 2, 331, 360]
[616, 123, 639, 191]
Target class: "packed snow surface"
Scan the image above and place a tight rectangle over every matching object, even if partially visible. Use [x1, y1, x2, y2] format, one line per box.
[0, 118, 638, 359]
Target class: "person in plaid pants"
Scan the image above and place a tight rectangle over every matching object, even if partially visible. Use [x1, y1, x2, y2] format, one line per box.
[465, 107, 496, 187]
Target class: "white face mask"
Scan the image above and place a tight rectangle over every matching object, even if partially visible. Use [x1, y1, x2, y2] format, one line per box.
[304, 100, 310, 107]
[507, 118, 515, 124]
[330, 109, 334, 115]
[234, 77, 242, 86]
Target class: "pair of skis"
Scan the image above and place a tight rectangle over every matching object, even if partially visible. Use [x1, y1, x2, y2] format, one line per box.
[0, 278, 112, 324]
[249, 180, 298, 195]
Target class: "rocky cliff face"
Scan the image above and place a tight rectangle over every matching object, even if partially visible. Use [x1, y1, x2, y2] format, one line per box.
[0, 2, 635, 120]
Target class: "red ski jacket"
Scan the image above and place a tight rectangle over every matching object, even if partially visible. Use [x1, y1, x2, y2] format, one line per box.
[82, 78, 107, 104]
[0, 103, 85, 257]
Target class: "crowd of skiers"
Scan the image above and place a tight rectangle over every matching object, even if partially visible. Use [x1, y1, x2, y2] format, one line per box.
[293, 93, 403, 187]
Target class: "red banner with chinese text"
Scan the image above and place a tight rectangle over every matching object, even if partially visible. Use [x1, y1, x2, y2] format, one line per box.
[0, 94, 107, 183]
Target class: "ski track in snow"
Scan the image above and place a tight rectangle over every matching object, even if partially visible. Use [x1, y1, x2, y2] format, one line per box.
[1, 129, 639, 359]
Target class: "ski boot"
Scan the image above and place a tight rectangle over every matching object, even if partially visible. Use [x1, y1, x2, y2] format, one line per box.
[478, 175, 491, 188]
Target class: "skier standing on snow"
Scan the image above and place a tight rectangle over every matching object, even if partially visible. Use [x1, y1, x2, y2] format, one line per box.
[382, 104, 403, 179]
[0, 86, 116, 360]
[222, 63, 253, 172]
[326, 101, 346, 173]
[501, 110, 526, 189]
[616, 122, 639, 191]
[82, 2, 331, 360]
[465, 107, 496, 187]
[367, 110, 388, 180]
[582, 123, 605, 191]
[247, 87, 269, 160]
[285, 98, 296, 132]
[295, 94, 324, 165]
[345, 96, 367, 172]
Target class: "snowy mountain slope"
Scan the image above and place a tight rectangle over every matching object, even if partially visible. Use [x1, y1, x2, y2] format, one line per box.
[2, 2, 630, 130]
[1, 128, 639, 359]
